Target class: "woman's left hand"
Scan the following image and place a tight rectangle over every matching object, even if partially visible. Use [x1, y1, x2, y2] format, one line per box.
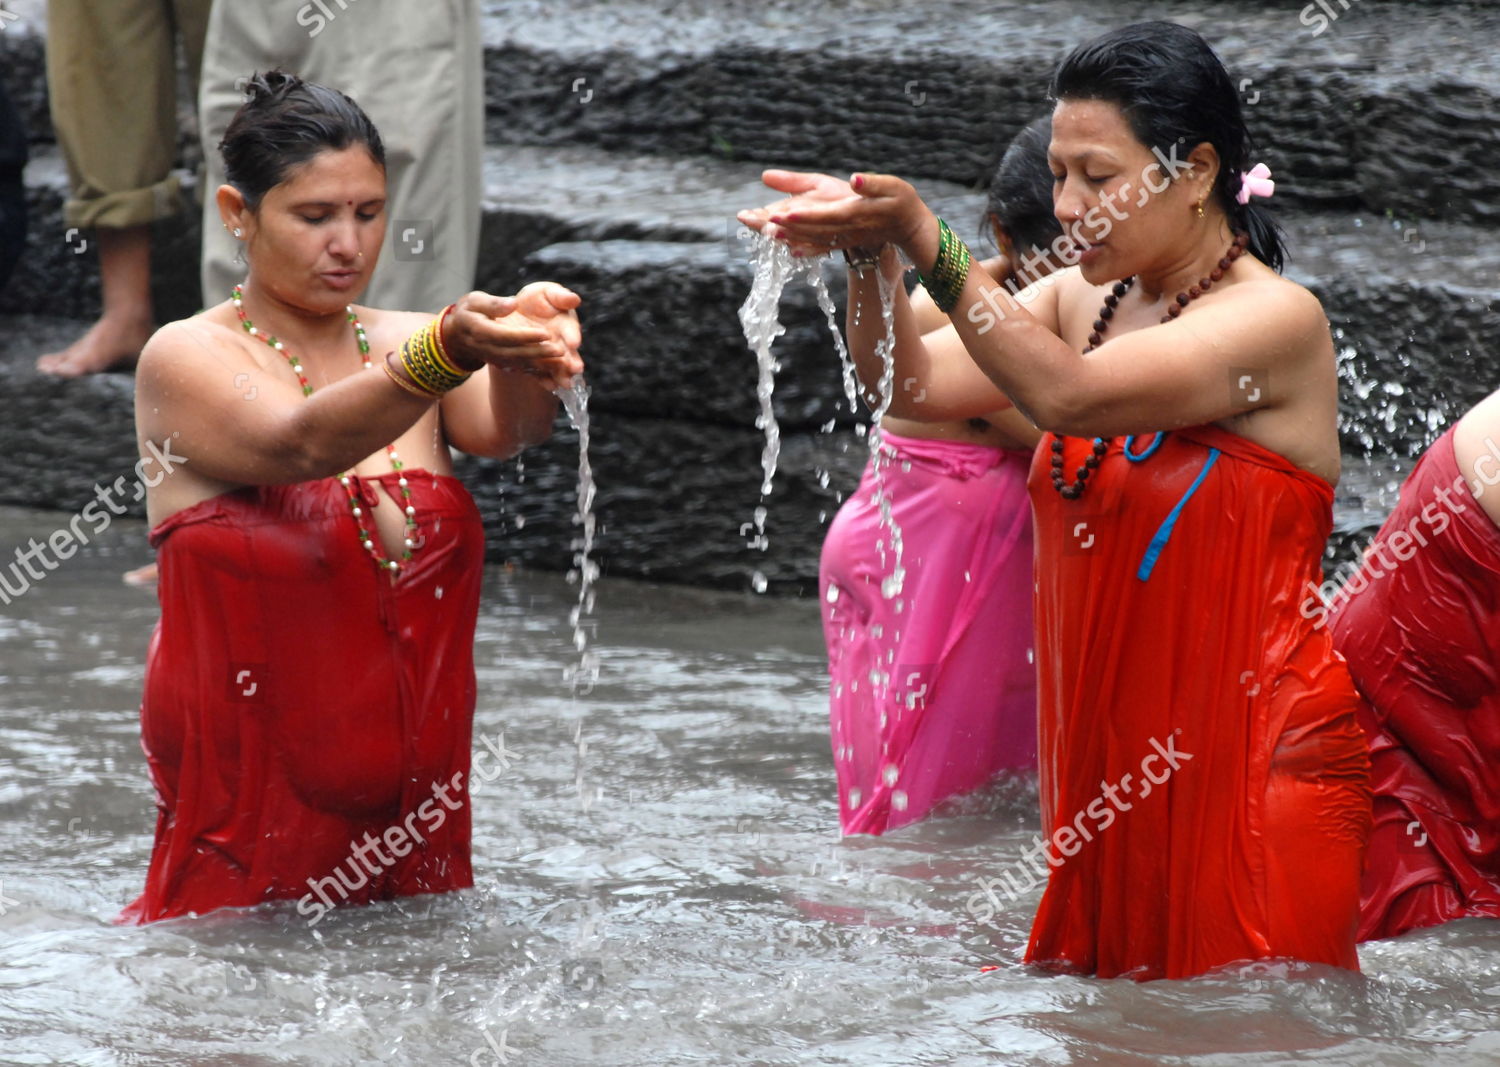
[737, 169, 935, 262]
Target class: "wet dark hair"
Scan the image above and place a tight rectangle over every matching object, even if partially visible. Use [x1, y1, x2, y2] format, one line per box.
[220, 70, 385, 211]
[984, 117, 1063, 260]
[1050, 21, 1285, 272]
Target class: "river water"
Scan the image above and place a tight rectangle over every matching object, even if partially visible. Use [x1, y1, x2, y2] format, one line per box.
[1, 505, 1497, 1066]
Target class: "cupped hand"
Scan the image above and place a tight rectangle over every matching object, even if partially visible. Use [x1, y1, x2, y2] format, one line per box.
[444, 287, 585, 388]
[736, 169, 932, 258]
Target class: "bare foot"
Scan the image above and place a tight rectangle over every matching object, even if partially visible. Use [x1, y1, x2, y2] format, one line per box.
[36, 314, 153, 377]
[122, 562, 159, 586]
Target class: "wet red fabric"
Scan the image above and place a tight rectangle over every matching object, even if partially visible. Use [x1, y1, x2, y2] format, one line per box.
[1329, 427, 1500, 941]
[119, 469, 484, 924]
[1023, 425, 1371, 980]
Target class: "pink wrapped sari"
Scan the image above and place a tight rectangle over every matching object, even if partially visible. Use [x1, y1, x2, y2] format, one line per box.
[819, 430, 1038, 835]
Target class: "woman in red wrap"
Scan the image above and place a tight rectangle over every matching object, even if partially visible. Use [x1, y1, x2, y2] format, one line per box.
[120, 71, 583, 924]
[1328, 392, 1500, 942]
[743, 21, 1372, 979]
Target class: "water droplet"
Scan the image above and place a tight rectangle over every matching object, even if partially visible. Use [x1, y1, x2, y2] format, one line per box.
[751, 571, 768, 594]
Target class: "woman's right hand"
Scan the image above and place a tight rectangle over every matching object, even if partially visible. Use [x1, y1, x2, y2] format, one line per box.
[443, 287, 584, 387]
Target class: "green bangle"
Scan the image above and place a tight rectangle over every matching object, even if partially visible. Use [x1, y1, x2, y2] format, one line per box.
[917, 218, 973, 314]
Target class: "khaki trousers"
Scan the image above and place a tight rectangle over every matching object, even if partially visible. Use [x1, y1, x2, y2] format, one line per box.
[45, 0, 212, 229]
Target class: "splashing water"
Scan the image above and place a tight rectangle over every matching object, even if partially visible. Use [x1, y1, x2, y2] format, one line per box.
[736, 232, 906, 602]
[865, 267, 906, 600]
[557, 375, 599, 695]
[737, 234, 805, 591]
[807, 269, 861, 415]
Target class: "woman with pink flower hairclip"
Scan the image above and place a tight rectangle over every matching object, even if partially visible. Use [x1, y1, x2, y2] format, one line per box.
[739, 21, 1371, 981]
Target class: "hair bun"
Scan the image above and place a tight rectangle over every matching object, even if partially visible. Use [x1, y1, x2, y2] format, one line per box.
[242, 69, 303, 107]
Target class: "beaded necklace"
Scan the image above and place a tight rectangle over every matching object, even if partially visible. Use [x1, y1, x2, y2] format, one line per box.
[232, 284, 419, 577]
[1049, 230, 1250, 499]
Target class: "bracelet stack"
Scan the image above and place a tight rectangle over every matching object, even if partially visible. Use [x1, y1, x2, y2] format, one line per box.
[385, 309, 474, 398]
[917, 218, 973, 313]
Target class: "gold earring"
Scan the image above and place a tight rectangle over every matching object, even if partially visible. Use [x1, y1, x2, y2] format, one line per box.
[1195, 198, 1205, 219]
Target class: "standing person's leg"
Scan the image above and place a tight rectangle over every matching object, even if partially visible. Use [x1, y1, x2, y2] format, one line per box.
[337, 0, 483, 313]
[38, 0, 207, 376]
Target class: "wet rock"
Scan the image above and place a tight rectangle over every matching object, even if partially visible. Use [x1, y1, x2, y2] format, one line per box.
[0, 315, 143, 517]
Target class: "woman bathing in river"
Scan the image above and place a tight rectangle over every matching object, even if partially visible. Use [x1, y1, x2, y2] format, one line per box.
[743, 22, 1372, 980]
[122, 71, 583, 923]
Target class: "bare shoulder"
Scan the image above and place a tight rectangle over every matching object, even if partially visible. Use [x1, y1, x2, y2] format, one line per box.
[1222, 269, 1329, 341]
[137, 313, 252, 384]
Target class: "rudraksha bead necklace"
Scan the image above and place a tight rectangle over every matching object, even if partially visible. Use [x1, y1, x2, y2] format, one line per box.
[1050, 230, 1250, 499]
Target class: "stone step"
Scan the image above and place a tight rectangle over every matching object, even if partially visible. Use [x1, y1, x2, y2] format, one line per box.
[478, 0, 1500, 225]
[5, 1, 1500, 223]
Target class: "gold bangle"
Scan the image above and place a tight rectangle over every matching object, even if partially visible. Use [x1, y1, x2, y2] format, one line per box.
[399, 328, 469, 394]
[431, 305, 473, 375]
[404, 347, 465, 394]
[423, 318, 465, 378]
[383, 350, 441, 398]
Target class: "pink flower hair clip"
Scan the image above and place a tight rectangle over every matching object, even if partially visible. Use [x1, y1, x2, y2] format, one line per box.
[1238, 163, 1275, 204]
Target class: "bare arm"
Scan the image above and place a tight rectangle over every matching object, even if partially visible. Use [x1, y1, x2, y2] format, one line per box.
[843, 248, 1026, 420]
[904, 254, 1008, 334]
[764, 171, 1319, 438]
[136, 291, 575, 486]
[136, 320, 441, 488]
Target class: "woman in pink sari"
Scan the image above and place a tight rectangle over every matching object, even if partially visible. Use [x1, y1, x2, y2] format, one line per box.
[820, 119, 1062, 834]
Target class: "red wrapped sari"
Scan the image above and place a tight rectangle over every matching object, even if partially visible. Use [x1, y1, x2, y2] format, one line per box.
[120, 469, 484, 924]
[1329, 426, 1500, 941]
[1023, 425, 1372, 980]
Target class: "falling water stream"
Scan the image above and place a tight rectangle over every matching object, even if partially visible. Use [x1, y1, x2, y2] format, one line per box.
[737, 234, 905, 606]
[556, 374, 599, 698]
[555, 375, 601, 826]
